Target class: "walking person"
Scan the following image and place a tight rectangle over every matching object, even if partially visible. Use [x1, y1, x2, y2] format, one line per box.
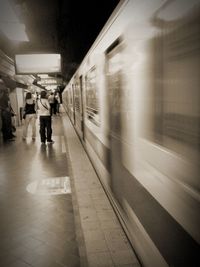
[55, 92, 61, 115]
[22, 92, 37, 140]
[48, 92, 55, 116]
[37, 91, 54, 145]
[53, 91, 58, 115]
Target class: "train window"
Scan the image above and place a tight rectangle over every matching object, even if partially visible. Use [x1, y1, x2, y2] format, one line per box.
[85, 66, 100, 126]
[69, 86, 73, 105]
[74, 82, 80, 114]
[153, 8, 200, 156]
[105, 38, 121, 54]
[66, 91, 69, 106]
[106, 38, 123, 137]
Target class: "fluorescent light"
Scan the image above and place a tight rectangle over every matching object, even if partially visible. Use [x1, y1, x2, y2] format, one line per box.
[15, 54, 61, 74]
[38, 74, 49, 78]
[39, 79, 58, 85]
[45, 85, 57, 90]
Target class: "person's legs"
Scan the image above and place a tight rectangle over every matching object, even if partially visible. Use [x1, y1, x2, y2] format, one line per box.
[57, 103, 60, 114]
[54, 102, 57, 115]
[39, 116, 46, 143]
[50, 104, 54, 116]
[30, 114, 36, 138]
[22, 115, 31, 139]
[46, 116, 53, 142]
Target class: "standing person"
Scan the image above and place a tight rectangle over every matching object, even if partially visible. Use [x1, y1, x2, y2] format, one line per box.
[22, 92, 37, 141]
[0, 80, 15, 142]
[37, 91, 54, 145]
[48, 92, 55, 116]
[53, 91, 58, 115]
[55, 92, 61, 115]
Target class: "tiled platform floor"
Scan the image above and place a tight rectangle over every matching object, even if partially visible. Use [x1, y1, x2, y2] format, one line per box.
[0, 117, 80, 267]
[0, 110, 141, 267]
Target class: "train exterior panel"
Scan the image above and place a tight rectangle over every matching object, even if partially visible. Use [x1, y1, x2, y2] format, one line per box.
[62, 1, 200, 266]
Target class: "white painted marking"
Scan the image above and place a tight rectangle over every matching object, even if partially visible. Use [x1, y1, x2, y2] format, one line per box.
[26, 176, 71, 195]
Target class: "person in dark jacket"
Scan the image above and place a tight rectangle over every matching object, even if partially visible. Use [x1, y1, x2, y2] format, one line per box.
[0, 80, 15, 142]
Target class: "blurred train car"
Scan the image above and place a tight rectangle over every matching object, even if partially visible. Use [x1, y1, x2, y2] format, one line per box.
[62, 1, 200, 266]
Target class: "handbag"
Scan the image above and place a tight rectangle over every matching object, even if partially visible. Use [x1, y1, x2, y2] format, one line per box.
[10, 106, 16, 117]
[23, 103, 27, 119]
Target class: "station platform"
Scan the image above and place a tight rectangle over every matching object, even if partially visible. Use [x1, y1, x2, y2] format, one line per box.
[0, 109, 141, 267]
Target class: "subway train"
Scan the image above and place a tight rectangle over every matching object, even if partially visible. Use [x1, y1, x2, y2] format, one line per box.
[62, 1, 200, 266]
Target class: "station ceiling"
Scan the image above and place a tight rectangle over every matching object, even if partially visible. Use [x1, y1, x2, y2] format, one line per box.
[0, 0, 119, 82]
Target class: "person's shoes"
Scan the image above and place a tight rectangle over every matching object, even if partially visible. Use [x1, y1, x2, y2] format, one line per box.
[22, 137, 26, 140]
[47, 140, 54, 144]
[4, 138, 15, 142]
[41, 142, 46, 145]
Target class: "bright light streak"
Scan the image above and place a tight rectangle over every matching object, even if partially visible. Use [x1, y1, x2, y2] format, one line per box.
[1, 22, 29, 41]
[0, 0, 29, 41]
[158, 0, 200, 20]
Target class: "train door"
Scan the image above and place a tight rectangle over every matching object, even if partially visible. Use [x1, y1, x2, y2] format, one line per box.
[105, 38, 126, 201]
[79, 75, 85, 141]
